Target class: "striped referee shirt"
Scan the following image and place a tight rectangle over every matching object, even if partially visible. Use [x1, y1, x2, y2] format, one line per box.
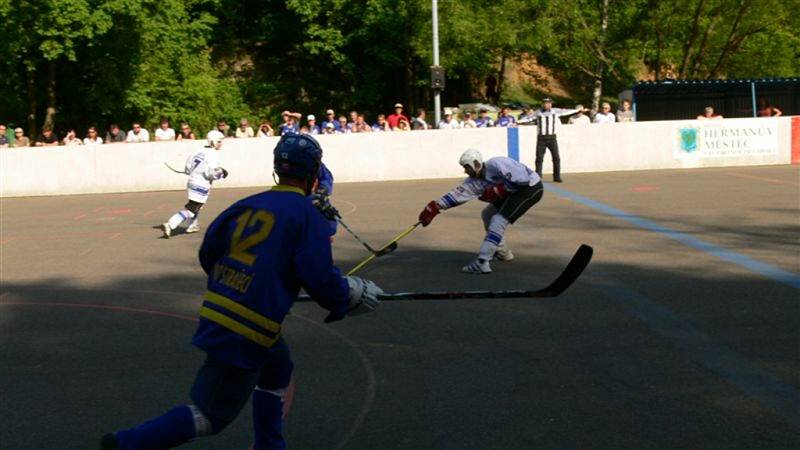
[534, 108, 579, 136]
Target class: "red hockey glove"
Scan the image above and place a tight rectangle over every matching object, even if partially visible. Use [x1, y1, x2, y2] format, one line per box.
[418, 201, 440, 227]
[479, 184, 509, 203]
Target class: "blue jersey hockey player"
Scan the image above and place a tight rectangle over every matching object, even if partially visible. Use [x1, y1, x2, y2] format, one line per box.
[418, 148, 543, 274]
[102, 134, 383, 450]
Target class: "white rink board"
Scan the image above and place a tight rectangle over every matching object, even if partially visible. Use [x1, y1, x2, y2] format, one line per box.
[516, 117, 792, 174]
[0, 117, 793, 197]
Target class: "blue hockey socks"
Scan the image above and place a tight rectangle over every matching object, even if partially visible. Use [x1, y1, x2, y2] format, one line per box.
[252, 388, 286, 450]
[114, 405, 202, 450]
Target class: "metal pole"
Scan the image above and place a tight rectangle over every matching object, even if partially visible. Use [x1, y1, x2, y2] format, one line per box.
[750, 82, 757, 117]
[432, 0, 441, 127]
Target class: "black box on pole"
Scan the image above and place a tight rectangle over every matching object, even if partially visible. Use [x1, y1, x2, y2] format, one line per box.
[431, 66, 446, 91]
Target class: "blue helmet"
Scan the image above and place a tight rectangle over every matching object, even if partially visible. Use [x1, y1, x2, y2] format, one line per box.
[273, 134, 322, 180]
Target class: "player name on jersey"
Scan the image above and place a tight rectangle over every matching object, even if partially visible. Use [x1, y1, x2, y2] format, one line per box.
[212, 262, 254, 294]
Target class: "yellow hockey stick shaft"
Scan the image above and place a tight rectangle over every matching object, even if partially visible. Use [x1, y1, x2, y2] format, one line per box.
[346, 222, 420, 275]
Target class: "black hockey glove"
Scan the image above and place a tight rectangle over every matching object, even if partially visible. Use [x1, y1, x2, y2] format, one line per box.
[311, 193, 340, 221]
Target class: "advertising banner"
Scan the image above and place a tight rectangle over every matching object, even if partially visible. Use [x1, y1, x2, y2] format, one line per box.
[674, 120, 778, 159]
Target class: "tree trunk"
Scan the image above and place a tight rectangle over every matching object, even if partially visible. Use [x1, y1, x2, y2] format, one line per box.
[404, 47, 414, 113]
[707, 2, 748, 78]
[689, 15, 719, 77]
[678, 0, 706, 78]
[25, 63, 38, 140]
[44, 61, 57, 130]
[654, 31, 663, 81]
[591, 79, 603, 116]
[495, 54, 507, 105]
[591, 0, 609, 115]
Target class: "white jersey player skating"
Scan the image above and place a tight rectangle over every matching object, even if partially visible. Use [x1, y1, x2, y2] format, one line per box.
[161, 132, 228, 238]
[418, 149, 543, 274]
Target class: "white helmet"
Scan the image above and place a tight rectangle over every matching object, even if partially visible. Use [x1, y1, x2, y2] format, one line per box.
[459, 148, 483, 167]
[206, 130, 224, 147]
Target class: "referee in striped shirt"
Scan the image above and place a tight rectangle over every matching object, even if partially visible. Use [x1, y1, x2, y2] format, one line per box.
[533, 97, 578, 183]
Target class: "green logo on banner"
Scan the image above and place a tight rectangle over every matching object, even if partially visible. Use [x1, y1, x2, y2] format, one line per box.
[679, 127, 698, 153]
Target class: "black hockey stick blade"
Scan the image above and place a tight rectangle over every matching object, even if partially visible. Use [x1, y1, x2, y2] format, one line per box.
[375, 244, 593, 301]
[336, 217, 396, 257]
[523, 243, 593, 297]
[374, 241, 398, 257]
[296, 244, 593, 303]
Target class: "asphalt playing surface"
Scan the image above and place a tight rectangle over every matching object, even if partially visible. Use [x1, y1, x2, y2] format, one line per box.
[1, 165, 799, 449]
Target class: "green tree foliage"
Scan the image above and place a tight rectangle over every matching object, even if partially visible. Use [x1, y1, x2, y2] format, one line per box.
[1, 0, 797, 135]
[637, 0, 800, 80]
[0, 0, 110, 132]
[212, 0, 432, 117]
[0, 0, 247, 137]
[534, 0, 648, 111]
[410, 0, 546, 103]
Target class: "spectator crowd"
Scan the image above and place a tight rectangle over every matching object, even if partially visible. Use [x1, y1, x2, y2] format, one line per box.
[0, 97, 784, 149]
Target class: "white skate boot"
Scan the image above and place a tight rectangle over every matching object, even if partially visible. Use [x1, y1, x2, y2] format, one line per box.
[461, 258, 492, 274]
[161, 223, 172, 238]
[494, 244, 514, 261]
[185, 224, 201, 234]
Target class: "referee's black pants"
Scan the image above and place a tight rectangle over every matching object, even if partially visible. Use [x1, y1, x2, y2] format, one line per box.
[535, 135, 561, 181]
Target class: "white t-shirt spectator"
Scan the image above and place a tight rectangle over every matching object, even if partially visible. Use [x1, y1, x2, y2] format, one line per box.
[462, 119, 477, 128]
[593, 112, 616, 124]
[127, 129, 150, 142]
[438, 118, 462, 129]
[235, 126, 255, 138]
[616, 110, 634, 122]
[568, 114, 591, 125]
[155, 127, 176, 141]
[84, 136, 104, 145]
[63, 136, 83, 146]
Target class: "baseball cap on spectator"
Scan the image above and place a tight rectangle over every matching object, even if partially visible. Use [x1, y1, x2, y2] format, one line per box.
[281, 111, 291, 116]
[543, 97, 553, 103]
[14, 127, 24, 134]
[325, 122, 334, 129]
[325, 109, 334, 115]
[394, 103, 403, 109]
[307, 115, 316, 121]
[575, 104, 585, 111]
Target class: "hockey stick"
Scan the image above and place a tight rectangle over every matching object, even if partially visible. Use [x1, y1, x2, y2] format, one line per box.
[346, 222, 421, 276]
[376, 244, 593, 300]
[336, 217, 398, 257]
[306, 244, 592, 302]
[163, 162, 185, 174]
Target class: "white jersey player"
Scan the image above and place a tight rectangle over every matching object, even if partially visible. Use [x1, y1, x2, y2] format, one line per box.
[161, 131, 228, 238]
[418, 149, 543, 274]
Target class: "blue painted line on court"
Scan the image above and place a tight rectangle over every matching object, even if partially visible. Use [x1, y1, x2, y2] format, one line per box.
[545, 184, 800, 289]
[507, 128, 519, 161]
[599, 280, 800, 429]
